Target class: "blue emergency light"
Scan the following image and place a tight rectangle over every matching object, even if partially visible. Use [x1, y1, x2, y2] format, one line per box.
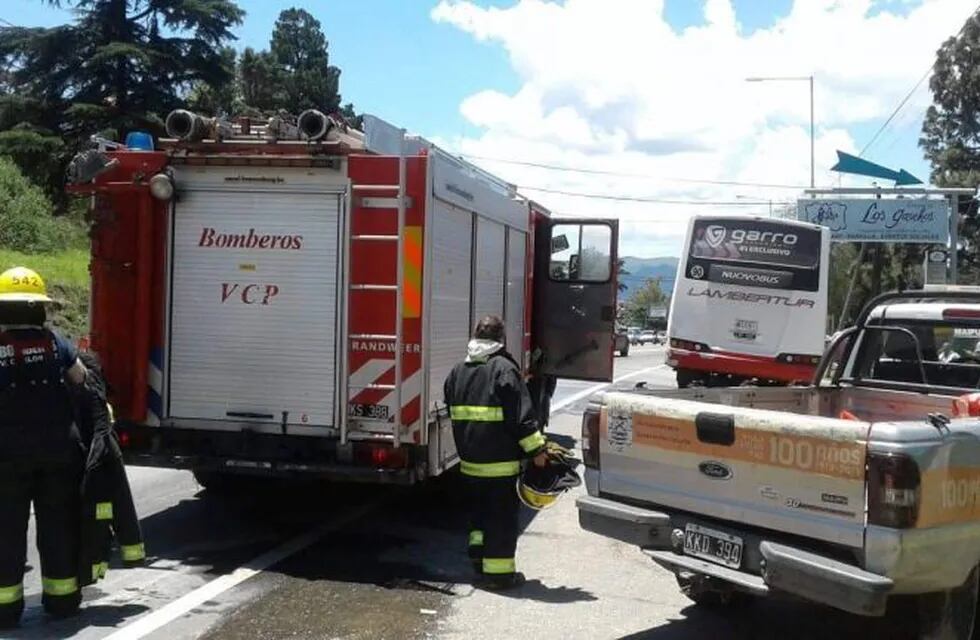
[125, 131, 154, 151]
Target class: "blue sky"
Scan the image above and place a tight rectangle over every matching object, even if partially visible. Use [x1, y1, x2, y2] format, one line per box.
[8, 0, 965, 256]
[9, 0, 931, 178]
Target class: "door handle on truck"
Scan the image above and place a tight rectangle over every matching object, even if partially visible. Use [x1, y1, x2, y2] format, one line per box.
[695, 412, 735, 446]
[226, 411, 275, 421]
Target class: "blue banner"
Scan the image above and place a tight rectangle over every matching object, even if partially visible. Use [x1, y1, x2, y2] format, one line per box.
[797, 198, 949, 243]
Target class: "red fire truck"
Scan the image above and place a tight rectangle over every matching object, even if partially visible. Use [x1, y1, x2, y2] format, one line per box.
[66, 110, 619, 485]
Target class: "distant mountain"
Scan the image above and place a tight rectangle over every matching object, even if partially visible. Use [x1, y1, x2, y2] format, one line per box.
[618, 256, 679, 299]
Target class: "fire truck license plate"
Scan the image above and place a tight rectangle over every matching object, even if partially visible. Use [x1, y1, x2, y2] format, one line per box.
[348, 403, 390, 420]
[683, 524, 743, 569]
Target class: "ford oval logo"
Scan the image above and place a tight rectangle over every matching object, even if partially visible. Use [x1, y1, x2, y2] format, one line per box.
[699, 461, 733, 480]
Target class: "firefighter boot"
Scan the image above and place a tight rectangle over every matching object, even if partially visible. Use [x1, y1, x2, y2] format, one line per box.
[477, 571, 527, 591]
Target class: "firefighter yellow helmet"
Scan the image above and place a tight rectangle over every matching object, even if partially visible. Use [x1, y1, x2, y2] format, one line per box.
[517, 478, 563, 511]
[516, 443, 583, 511]
[0, 267, 53, 303]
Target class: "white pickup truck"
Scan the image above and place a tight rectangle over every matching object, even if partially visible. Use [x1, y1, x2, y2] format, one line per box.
[578, 289, 980, 639]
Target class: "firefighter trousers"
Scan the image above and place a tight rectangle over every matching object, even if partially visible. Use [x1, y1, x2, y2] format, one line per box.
[465, 475, 520, 576]
[0, 464, 82, 626]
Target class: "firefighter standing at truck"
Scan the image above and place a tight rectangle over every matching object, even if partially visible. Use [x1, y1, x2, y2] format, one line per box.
[0, 267, 88, 628]
[444, 315, 548, 590]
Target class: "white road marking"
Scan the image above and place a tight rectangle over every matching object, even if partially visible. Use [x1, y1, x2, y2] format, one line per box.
[102, 504, 375, 640]
[549, 364, 669, 414]
[102, 360, 671, 639]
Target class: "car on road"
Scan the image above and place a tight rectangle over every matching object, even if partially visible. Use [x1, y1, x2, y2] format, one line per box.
[627, 327, 642, 344]
[637, 330, 657, 345]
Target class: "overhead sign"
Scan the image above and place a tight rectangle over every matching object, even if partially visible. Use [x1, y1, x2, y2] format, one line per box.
[830, 151, 922, 186]
[648, 306, 667, 319]
[797, 198, 949, 243]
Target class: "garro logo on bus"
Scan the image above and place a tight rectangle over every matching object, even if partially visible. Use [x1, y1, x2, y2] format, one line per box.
[705, 225, 727, 248]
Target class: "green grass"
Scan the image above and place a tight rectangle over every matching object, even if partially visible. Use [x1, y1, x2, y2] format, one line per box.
[0, 247, 90, 287]
[0, 247, 90, 339]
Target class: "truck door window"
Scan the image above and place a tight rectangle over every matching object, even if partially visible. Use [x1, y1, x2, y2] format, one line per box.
[550, 223, 612, 283]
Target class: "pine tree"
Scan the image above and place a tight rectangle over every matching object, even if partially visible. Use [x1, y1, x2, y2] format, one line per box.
[269, 8, 341, 113]
[0, 0, 244, 195]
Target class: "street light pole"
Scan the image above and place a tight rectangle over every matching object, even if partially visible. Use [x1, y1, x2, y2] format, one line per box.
[746, 75, 815, 188]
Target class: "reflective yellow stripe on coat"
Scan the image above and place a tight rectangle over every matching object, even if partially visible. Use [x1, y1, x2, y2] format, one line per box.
[96, 502, 113, 521]
[460, 460, 520, 478]
[450, 406, 504, 422]
[519, 430, 546, 453]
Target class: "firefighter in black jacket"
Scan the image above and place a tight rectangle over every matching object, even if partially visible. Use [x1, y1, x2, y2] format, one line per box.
[0, 268, 88, 627]
[444, 315, 548, 590]
[71, 352, 145, 589]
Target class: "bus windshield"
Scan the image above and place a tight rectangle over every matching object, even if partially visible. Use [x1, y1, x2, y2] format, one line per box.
[688, 218, 823, 292]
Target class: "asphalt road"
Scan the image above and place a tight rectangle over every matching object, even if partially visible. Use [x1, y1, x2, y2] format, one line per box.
[6, 345, 916, 639]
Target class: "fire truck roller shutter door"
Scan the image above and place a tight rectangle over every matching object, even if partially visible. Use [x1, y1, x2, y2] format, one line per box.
[168, 187, 342, 426]
[473, 218, 506, 330]
[428, 200, 474, 411]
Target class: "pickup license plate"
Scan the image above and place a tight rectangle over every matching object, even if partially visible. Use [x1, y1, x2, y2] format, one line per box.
[348, 403, 390, 421]
[683, 524, 743, 569]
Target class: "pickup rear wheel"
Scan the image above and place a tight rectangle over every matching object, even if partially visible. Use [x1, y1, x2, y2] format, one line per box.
[675, 572, 752, 608]
[913, 566, 979, 639]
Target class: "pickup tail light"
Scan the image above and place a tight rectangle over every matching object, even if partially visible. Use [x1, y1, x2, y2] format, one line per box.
[867, 452, 920, 529]
[942, 308, 980, 320]
[581, 406, 601, 469]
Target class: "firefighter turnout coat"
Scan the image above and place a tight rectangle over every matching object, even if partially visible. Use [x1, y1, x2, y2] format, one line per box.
[443, 340, 547, 478]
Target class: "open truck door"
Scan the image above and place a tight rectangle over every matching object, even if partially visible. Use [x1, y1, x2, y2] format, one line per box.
[534, 218, 619, 382]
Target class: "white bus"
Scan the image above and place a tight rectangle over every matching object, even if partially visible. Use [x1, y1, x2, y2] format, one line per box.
[666, 215, 830, 387]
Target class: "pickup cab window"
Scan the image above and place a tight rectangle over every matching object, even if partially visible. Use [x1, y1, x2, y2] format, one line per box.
[853, 321, 980, 389]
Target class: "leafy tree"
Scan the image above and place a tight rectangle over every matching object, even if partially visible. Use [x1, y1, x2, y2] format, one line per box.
[270, 8, 341, 113]
[231, 8, 360, 123]
[623, 278, 666, 327]
[615, 257, 629, 293]
[0, 155, 78, 253]
[829, 243, 926, 329]
[187, 46, 239, 116]
[921, 9, 980, 284]
[238, 46, 284, 113]
[0, 0, 244, 195]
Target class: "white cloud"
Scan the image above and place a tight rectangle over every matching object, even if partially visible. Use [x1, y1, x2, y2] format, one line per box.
[429, 0, 975, 258]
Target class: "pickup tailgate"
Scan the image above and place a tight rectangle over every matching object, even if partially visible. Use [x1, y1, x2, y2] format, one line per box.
[599, 392, 869, 547]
